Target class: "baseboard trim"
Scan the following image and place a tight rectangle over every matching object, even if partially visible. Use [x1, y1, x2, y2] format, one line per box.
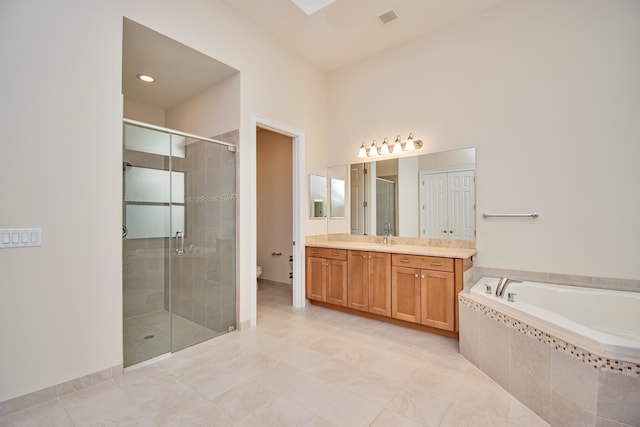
[0, 364, 123, 417]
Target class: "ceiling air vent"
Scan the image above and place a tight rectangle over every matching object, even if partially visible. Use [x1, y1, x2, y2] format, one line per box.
[377, 9, 398, 24]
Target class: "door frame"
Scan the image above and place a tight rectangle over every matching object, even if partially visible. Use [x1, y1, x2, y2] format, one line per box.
[249, 113, 306, 327]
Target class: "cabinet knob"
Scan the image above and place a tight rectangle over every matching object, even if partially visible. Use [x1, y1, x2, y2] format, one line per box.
[449, 230, 453, 234]
[362, 255, 366, 259]
[415, 274, 419, 278]
[368, 256, 372, 259]
[422, 275, 425, 279]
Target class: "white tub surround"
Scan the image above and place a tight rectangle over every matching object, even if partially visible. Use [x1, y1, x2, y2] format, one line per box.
[460, 277, 640, 426]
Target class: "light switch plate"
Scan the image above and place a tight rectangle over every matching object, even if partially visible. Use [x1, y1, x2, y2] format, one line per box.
[0, 228, 41, 248]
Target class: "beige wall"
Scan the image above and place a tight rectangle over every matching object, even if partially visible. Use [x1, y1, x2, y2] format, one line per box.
[165, 73, 240, 138]
[328, 0, 640, 280]
[0, 0, 327, 402]
[124, 99, 165, 126]
[257, 129, 293, 284]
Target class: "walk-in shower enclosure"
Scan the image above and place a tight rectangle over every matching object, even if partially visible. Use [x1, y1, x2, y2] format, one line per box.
[122, 120, 236, 367]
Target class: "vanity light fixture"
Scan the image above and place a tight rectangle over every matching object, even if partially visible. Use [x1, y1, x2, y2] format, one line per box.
[379, 138, 390, 155]
[358, 142, 368, 158]
[404, 132, 416, 151]
[369, 140, 379, 157]
[392, 135, 403, 154]
[358, 133, 423, 158]
[137, 73, 155, 83]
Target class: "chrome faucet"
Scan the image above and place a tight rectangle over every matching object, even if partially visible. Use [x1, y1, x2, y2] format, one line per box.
[495, 277, 521, 297]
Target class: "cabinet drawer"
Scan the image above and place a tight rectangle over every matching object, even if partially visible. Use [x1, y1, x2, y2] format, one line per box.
[306, 246, 347, 261]
[391, 254, 453, 272]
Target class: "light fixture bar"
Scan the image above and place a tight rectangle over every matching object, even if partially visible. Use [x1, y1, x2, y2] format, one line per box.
[357, 133, 423, 158]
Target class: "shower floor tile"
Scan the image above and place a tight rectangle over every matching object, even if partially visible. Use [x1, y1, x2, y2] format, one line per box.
[123, 310, 220, 367]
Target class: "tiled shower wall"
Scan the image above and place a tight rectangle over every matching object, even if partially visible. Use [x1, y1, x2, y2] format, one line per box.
[124, 131, 237, 334]
[169, 131, 237, 334]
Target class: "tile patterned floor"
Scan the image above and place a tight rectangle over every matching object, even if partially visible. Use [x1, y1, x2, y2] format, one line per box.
[0, 281, 549, 426]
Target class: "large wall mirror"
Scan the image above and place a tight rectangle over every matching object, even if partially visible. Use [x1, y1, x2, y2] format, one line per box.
[344, 147, 476, 240]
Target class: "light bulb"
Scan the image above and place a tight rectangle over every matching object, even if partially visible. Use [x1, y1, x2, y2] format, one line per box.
[392, 135, 403, 154]
[358, 142, 368, 158]
[369, 140, 379, 157]
[404, 133, 415, 151]
[380, 138, 390, 155]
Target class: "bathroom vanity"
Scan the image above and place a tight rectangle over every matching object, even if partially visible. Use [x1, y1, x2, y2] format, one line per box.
[305, 239, 474, 339]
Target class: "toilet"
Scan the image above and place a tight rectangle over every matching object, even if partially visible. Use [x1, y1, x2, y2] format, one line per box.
[256, 265, 262, 279]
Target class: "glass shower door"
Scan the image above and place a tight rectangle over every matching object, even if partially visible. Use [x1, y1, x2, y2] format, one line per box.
[123, 124, 174, 367]
[123, 121, 237, 367]
[170, 136, 236, 352]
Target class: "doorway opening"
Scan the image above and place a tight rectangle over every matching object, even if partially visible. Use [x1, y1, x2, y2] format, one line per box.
[256, 128, 293, 301]
[249, 114, 306, 327]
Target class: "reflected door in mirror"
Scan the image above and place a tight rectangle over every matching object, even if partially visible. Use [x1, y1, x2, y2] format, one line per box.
[420, 170, 475, 239]
[350, 163, 366, 234]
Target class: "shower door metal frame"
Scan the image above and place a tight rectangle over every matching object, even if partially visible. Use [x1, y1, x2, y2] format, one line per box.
[123, 118, 236, 149]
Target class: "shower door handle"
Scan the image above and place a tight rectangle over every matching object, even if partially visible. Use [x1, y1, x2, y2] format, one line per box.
[175, 231, 184, 255]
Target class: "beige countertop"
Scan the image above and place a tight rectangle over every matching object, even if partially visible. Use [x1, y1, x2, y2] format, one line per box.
[306, 240, 476, 259]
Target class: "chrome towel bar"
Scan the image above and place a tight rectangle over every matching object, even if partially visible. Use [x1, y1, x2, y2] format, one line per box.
[482, 213, 539, 218]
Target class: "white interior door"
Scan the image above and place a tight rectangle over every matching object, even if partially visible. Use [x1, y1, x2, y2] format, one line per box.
[420, 172, 448, 238]
[448, 170, 475, 240]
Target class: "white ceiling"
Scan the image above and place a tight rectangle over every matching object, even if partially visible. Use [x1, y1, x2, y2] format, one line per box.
[220, 0, 513, 71]
[122, 19, 238, 109]
[122, 1, 512, 108]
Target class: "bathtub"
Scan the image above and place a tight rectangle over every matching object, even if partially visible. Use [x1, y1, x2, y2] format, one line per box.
[459, 277, 640, 425]
[468, 276, 640, 364]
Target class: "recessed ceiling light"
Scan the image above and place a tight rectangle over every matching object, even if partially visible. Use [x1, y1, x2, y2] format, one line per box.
[290, 0, 336, 16]
[137, 74, 155, 83]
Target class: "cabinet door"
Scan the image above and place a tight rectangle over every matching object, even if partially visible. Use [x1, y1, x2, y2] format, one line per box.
[326, 259, 348, 307]
[368, 252, 391, 316]
[306, 256, 326, 302]
[347, 251, 368, 311]
[391, 266, 421, 323]
[421, 270, 455, 331]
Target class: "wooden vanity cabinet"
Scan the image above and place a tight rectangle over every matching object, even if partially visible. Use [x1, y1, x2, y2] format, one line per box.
[347, 251, 391, 316]
[391, 266, 421, 323]
[306, 245, 470, 337]
[305, 247, 347, 306]
[391, 254, 456, 331]
[421, 270, 455, 330]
